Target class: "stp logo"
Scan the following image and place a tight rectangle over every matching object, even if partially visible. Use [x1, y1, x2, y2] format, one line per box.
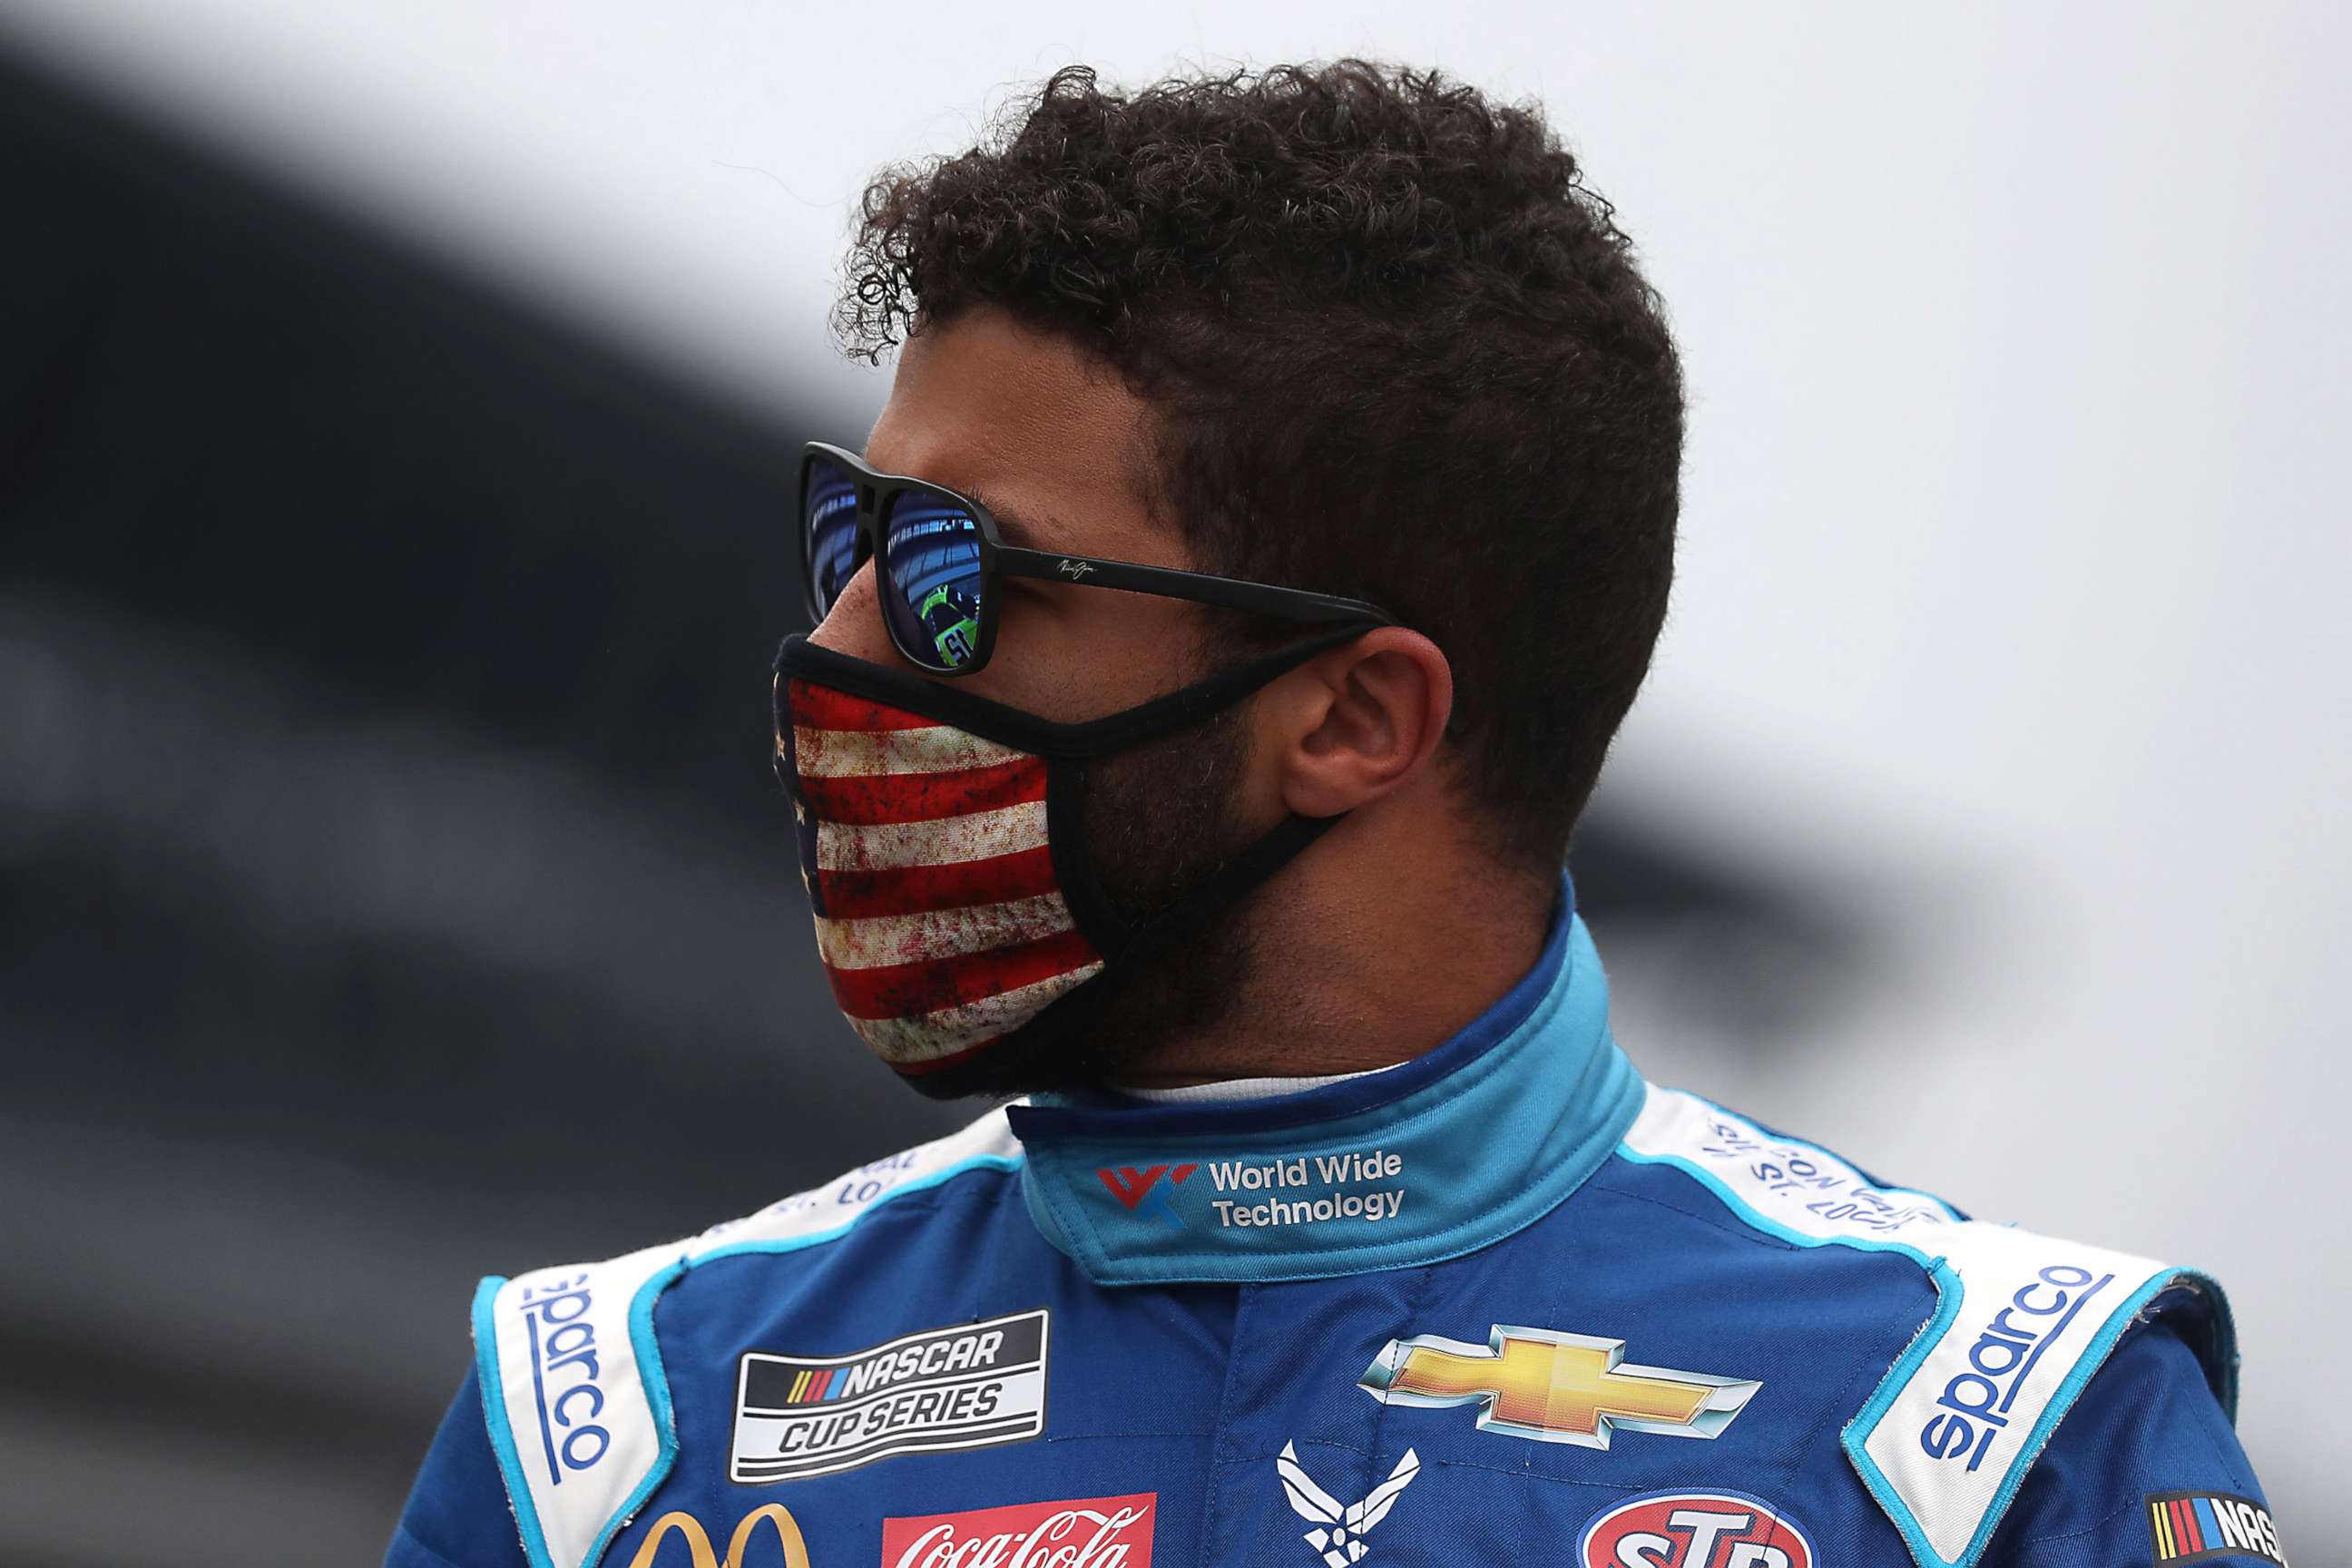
[882, 1493, 1154, 1568]
[1578, 1492, 1814, 1568]
[1094, 1165, 1196, 1229]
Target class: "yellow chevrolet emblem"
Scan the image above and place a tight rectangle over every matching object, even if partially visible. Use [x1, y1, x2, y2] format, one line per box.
[1360, 1325, 1759, 1448]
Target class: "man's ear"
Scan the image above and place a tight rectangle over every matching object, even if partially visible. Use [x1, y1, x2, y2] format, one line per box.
[1260, 629, 1455, 819]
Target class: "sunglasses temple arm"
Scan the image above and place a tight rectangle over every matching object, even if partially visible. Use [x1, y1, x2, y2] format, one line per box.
[994, 547, 1390, 627]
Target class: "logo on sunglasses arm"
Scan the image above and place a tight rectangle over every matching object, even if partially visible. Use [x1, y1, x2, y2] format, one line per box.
[1360, 1326, 1759, 1448]
[1055, 558, 1098, 581]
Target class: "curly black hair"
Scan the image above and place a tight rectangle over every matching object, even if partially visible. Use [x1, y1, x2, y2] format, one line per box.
[838, 60, 1683, 877]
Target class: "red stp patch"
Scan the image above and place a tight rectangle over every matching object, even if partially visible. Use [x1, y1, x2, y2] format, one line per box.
[881, 1493, 1156, 1568]
[1578, 1491, 1815, 1568]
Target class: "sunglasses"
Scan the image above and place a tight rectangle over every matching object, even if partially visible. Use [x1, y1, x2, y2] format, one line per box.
[799, 441, 1392, 676]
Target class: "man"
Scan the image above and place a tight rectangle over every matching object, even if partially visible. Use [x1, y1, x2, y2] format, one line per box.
[388, 62, 2278, 1568]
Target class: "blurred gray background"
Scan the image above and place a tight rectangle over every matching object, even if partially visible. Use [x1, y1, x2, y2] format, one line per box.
[0, 4, 2342, 1563]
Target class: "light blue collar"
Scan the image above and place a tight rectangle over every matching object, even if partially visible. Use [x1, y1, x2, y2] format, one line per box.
[1009, 880, 1641, 1285]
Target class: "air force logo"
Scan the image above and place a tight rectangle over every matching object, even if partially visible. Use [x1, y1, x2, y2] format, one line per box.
[1360, 1324, 1759, 1448]
[1276, 1442, 1420, 1567]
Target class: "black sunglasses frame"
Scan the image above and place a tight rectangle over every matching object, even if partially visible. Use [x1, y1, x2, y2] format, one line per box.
[799, 441, 1394, 677]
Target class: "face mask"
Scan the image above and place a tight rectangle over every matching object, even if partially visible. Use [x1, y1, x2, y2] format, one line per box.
[770, 630, 1361, 1099]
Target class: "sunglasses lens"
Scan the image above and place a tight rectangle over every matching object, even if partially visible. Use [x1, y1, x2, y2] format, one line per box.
[803, 456, 861, 618]
[880, 491, 985, 671]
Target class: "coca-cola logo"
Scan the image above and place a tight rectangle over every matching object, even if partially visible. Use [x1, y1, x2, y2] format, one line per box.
[1577, 1491, 1815, 1568]
[881, 1493, 1156, 1568]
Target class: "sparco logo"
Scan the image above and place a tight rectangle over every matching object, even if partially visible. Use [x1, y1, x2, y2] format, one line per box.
[1576, 1492, 1816, 1568]
[516, 1272, 610, 1481]
[881, 1493, 1155, 1568]
[1918, 1263, 2112, 1472]
[730, 1309, 1049, 1484]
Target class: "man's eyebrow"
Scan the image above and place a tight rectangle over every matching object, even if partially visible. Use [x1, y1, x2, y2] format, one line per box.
[961, 485, 1048, 550]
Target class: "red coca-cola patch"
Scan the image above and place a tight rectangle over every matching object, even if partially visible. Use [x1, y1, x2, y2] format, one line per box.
[881, 1493, 1156, 1568]
[1577, 1491, 1815, 1568]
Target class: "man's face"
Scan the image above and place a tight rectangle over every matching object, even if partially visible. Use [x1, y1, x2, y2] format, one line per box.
[808, 306, 1273, 1090]
[812, 306, 1210, 717]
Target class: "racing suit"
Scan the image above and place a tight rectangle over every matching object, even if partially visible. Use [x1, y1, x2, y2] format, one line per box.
[387, 883, 2279, 1568]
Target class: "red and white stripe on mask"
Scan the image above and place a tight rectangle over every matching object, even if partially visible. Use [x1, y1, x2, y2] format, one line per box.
[780, 679, 1104, 1074]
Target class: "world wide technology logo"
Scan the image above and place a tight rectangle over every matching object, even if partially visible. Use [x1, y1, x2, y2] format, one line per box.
[1094, 1151, 1410, 1232]
[1095, 1163, 1195, 1229]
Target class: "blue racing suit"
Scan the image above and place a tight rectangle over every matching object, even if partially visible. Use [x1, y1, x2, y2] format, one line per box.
[387, 885, 2279, 1568]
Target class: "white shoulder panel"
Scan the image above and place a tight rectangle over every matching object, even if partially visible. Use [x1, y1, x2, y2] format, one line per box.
[472, 1106, 1022, 1568]
[1620, 1080, 1965, 1247]
[1620, 1085, 2230, 1568]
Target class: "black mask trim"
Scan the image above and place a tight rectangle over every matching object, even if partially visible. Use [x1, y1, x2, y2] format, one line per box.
[771, 630, 1367, 1101]
[903, 810, 1339, 1101]
[772, 628, 1368, 760]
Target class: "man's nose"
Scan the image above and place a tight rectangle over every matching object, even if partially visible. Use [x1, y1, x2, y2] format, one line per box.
[808, 558, 901, 665]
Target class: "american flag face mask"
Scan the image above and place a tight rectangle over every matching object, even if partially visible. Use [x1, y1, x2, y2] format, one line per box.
[771, 632, 1359, 1097]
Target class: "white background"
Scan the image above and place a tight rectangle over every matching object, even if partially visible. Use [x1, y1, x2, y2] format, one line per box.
[5, 0, 2343, 1524]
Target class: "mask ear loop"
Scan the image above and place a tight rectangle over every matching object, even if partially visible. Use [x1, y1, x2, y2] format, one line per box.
[1046, 759, 1339, 965]
[898, 807, 1342, 1102]
[774, 623, 1381, 1100]
[771, 623, 1376, 757]
[1128, 809, 1338, 955]
[1033, 627, 1369, 958]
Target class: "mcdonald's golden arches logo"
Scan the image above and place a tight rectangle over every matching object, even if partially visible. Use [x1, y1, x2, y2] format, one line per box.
[626, 1503, 815, 1568]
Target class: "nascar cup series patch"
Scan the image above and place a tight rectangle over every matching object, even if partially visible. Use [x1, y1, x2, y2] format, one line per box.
[729, 1308, 1048, 1484]
[2145, 1491, 2288, 1565]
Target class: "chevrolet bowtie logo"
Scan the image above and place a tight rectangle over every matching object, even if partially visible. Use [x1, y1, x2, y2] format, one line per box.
[1359, 1326, 1760, 1448]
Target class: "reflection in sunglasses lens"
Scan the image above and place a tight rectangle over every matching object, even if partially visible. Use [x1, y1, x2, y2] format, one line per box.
[881, 493, 985, 671]
[803, 457, 860, 617]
